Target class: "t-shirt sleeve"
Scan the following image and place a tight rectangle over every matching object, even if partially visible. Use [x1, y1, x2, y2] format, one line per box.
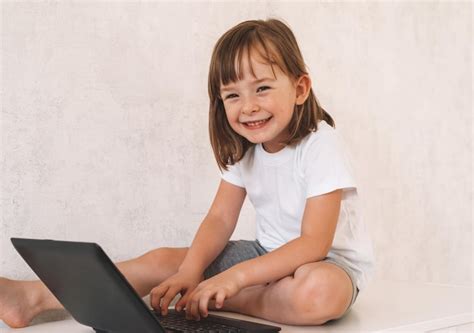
[303, 131, 357, 198]
[220, 162, 245, 188]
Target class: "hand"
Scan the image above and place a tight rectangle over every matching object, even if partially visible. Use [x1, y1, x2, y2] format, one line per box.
[185, 269, 245, 320]
[150, 269, 203, 316]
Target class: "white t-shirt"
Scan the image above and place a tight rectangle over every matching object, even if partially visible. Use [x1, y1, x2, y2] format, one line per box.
[221, 120, 375, 291]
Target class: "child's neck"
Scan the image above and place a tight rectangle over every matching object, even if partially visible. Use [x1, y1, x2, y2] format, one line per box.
[262, 142, 286, 154]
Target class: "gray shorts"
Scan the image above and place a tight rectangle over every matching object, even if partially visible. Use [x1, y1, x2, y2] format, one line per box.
[204, 239, 359, 317]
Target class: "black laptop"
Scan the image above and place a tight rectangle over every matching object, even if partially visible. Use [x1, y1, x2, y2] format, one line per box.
[11, 238, 281, 333]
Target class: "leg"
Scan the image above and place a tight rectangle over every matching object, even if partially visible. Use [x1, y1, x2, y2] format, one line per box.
[213, 261, 354, 325]
[0, 247, 188, 328]
[117, 247, 188, 297]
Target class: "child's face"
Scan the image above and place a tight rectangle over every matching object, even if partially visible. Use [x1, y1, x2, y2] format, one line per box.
[220, 49, 309, 153]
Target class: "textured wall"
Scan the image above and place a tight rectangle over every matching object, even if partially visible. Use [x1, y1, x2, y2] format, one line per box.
[1, 1, 471, 287]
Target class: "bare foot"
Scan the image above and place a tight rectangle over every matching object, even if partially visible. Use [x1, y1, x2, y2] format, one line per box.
[0, 277, 48, 328]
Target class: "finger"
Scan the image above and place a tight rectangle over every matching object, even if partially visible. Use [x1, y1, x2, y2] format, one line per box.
[175, 288, 191, 311]
[198, 290, 213, 317]
[150, 285, 168, 310]
[185, 294, 196, 320]
[149, 289, 155, 309]
[160, 286, 181, 316]
[215, 290, 226, 309]
[184, 289, 198, 319]
[175, 292, 189, 312]
[187, 293, 201, 321]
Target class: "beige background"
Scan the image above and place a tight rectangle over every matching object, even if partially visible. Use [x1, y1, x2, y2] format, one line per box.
[0, 1, 472, 289]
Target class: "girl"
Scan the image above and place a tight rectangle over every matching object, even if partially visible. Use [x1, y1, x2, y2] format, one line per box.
[0, 18, 374, 327]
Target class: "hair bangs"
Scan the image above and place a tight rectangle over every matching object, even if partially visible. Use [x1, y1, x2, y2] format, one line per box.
[217, 31, 285, 94]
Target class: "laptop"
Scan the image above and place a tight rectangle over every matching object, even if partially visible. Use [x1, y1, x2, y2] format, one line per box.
[11, 238, 281, 333]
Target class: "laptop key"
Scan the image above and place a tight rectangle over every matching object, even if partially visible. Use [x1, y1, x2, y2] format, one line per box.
[154, 309, 280, 333]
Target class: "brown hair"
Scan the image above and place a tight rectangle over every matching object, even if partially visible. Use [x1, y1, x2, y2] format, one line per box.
[208, 18, 335, 171]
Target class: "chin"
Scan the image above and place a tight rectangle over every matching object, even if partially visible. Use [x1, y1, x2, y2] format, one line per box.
[244, 137, 261, 144]
[241, 133, 265, 143]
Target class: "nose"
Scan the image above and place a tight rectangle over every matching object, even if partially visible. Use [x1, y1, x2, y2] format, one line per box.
[241, 95, 260, 115]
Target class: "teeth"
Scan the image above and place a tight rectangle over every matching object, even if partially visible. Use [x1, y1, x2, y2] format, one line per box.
[245, 118, 270, 127]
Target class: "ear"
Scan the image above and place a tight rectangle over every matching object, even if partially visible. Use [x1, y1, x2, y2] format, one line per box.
[295, 74, 312, 105]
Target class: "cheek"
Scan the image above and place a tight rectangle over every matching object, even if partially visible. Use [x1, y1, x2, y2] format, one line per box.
[224, 104, 241, 121]
[224, 109, 241, 131]
[271, 99, 294, 117]
[223, 107, 234, 122]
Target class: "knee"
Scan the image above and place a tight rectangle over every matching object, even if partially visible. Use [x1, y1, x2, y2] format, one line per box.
[145, 247, 171, 261]
[142, 247, 176, 276]
[145, 247, 189, 276]
[290, 269, 346, 324]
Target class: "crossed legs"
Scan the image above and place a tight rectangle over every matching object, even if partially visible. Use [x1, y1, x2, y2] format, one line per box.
[0, 247, 353, 328]
[216, 261, 354, 325]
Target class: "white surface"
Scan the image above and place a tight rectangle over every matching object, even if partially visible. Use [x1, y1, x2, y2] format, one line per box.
[428, 322, 474, 332]
[0, 280, 471, 332]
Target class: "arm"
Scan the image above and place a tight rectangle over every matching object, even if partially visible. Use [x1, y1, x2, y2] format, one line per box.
[183, 188, 343, 319]
[151, 179, 246, 314]
[231, 188, 343, 288]
[178, 179, 246, 276]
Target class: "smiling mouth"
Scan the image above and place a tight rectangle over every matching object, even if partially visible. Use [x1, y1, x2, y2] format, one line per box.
[242, 117, 272, 128]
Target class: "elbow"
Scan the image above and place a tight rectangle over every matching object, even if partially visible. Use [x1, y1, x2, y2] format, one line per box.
[313, 250, 329, 262]
[300, 236, 331, 262]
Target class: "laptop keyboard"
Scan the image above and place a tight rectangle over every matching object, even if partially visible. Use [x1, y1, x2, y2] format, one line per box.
[156, 311, 245, 333]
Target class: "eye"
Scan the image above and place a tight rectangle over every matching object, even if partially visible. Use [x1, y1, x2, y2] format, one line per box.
[224, 93, 238, 100]
[257, 86, 271, 93]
